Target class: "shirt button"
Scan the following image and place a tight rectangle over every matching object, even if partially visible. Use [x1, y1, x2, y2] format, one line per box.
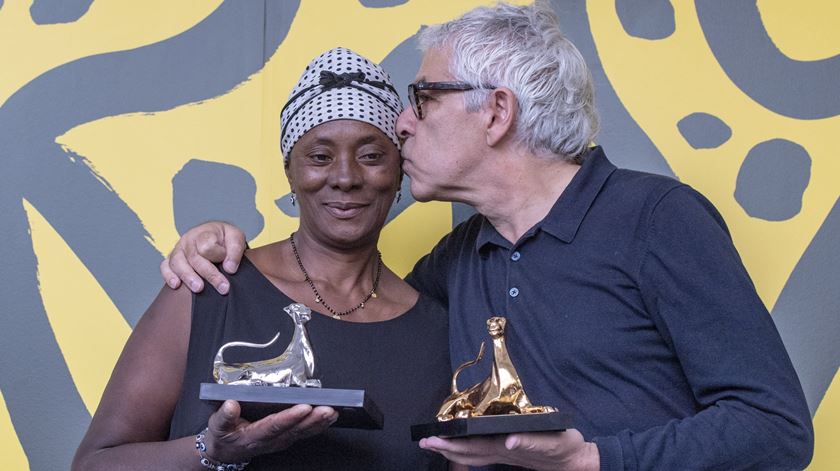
[511, 251, 521, 261]
[509, 287, 519, 298]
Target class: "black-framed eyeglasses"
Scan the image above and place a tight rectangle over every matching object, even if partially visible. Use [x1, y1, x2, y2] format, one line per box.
[407, 81, 478, 119]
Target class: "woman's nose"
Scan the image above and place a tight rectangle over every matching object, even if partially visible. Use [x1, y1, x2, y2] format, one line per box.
[328, 155, 363, 190]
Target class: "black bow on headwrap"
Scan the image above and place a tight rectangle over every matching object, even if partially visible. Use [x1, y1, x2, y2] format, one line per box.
[317, 70, 398, 96]
[280, 69, 401, 144]
[319, 70, 367, 89]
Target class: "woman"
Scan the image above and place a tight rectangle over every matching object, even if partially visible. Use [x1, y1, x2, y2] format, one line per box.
[73, 48, 450, 470]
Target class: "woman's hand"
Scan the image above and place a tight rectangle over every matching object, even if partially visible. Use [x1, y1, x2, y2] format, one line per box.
[160, 221, 247, 295]
[204, 400, 338, 463]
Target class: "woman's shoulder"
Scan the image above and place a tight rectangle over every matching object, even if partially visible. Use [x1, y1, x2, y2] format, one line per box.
[191, 252, 295, 322]
[210, 243, 288, 294]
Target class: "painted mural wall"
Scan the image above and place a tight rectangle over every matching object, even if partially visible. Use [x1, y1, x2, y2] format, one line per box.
[0, 1, 837, 469]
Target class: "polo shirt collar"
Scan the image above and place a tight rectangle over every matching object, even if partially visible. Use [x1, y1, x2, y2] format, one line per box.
[475, 146, 616, 251]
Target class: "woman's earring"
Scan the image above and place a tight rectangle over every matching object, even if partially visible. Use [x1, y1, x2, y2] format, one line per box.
[395, 191, 402, 204]
[290, 192, 296, 206]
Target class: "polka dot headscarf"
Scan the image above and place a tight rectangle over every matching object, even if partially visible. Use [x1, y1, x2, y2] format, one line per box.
[280, 47, 403, 163]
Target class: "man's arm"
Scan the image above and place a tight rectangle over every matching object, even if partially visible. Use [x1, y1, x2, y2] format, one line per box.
[160, 221, 247, 294]
[596, 185, 813, 470]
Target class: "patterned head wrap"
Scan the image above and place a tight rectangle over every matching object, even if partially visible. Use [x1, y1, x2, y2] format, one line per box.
[280, 47, 403, 163]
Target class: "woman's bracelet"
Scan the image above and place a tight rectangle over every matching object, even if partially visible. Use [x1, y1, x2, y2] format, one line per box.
[195, 428, 249, 471]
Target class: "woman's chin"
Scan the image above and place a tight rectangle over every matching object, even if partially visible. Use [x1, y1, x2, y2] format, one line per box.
[319, 226, 379, 248]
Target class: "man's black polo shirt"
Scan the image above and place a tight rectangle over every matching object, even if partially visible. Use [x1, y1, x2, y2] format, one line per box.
[406, 147, 812, 470]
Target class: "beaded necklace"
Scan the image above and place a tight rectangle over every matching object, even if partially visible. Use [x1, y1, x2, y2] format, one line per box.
[289, 233, 381, 320]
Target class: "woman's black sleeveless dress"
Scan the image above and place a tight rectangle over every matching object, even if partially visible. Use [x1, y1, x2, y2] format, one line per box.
[168, 257, 450, 470]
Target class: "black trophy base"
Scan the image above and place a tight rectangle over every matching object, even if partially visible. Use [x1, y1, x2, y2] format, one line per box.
[411, 412, 573, 441]
[200, 383, 383, 429]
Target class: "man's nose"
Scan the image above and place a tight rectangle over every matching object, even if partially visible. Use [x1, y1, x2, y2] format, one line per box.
[396, 107, 415, 139]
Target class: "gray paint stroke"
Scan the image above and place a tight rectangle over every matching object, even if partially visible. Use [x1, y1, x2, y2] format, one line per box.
[30, 0, 93, 24]
[173, 160, 264, 239]
[0, 1, 299, 467]
[694, 1, 837, 417]
[0, 198, 93, 471]
[381, 33, 421, 222]
[380, 33, 479, 226]
[678, 112, 732, 149]
[550, 0, 675, 177]
[360, 0, 409, 7]
[616, 0, 675, 40]
[734, 139, 810, 221]
[696, 0, 840, 120]
[1, 1, 836, 466]
[276, 192, 299, 217]
[773, 197, 840, 414]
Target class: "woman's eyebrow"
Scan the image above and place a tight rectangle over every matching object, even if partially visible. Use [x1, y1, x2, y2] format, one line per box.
[307, 133, 383, 148]
[354, 135, 380, 146]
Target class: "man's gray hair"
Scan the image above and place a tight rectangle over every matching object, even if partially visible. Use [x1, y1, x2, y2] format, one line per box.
[418, 1, 599, 160]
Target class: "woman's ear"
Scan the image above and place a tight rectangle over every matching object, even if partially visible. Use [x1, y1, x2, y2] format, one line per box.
[284, 158, 294, 192]
[485, 87, 517, 147]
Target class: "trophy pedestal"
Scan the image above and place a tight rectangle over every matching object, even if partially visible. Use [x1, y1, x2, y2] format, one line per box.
[200, 383, 383, 429]
[411, 412, 572, 440]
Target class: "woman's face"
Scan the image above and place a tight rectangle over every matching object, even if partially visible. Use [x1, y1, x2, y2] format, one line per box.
[286, 120, 401, 249]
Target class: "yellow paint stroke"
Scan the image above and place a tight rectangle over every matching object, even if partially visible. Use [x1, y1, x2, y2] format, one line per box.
[3, 0, 837, 466]
[58, 0, 529, 259]
[808, 368, 840, 470]
[23, 199, 131, 415]
[587, 0, 840, 309]
[0, 0, 223, 107]
[758, 0, 840, 61]
[0, 390, 29, 471]
[381, 200, 453, 278]
[588, 2, 840, 464]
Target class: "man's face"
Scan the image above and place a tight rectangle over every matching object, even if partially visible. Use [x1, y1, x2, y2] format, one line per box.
[396, 47, 485, 203]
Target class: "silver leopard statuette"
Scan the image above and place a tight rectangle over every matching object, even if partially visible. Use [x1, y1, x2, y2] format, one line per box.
[212, 303, 321, 388]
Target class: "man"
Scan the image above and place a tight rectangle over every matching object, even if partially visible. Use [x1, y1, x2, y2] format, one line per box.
[161, 3, 813, 470]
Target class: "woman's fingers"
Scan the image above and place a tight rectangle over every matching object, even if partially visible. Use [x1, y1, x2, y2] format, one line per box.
[284, 405, 338, 441]
[204, 401, 249, 462]
[203, 402, 337, 462]
[241, 405, 336, 453]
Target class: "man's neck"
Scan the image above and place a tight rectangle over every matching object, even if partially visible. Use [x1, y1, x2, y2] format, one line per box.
[470, 152, 580, 243]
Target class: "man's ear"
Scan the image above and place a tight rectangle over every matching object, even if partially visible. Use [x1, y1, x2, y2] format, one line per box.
[485, 87, 517, 147]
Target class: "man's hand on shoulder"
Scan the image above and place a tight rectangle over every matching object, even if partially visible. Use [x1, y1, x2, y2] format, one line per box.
[160, 221, 247, 295]
[420, 429, 599, 471]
